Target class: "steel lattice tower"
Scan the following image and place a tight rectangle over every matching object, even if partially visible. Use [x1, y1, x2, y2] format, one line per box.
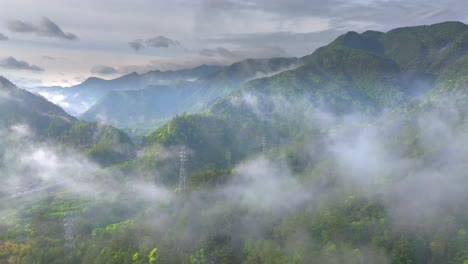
[226, 150, 231, 167]
[179, 146, 187, 191]
[64, 213, 75, 258]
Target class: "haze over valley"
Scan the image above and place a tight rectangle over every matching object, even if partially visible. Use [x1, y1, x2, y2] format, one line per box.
[1, 1, 468, 263]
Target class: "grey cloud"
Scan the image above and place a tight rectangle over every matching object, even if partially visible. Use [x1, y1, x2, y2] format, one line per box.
[128, 35, 179, 51]
[204, 30, 343, 57]
[39, 17, 78, 40]
[0, 33, 8, 41]
[199, 0, 338, 17]
[42, 56, 54, 60]
[74, 75, 86, 82]
[209, 30, 341, 47]
[7, 20, 36, 32]
[198, 0, 468, 33]
[196, 0, 468, 57]
[119, 45, 288, 74]
[199, 45, 287, 60]
[200, 47, 238, 59]
[0, 57, 44, 72]
[129, 39, 145, 51]
[90, 65, 119, 75]
[7, 77, 43, 88]
[145, 35, 179, 48]
[7, 17, 78, 40]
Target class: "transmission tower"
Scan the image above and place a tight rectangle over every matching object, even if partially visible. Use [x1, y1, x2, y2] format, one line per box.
[179, 146, 188, 191]
[64, 213, 75, 258]
[19, 205, 28, 242]
[16, 187, 28, 242]
[226, 149, 231, 168]
[261, 136, 267, 153]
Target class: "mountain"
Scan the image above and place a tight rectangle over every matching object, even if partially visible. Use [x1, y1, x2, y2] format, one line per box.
[30, 65, 223, 116]
[4, 22, 468, 264]
[0, 77, 135, 165]
[141, 21, 468, 174]
[211, 22, 468, 117]
[0, 76, 75, 135]
[80, 57, 301, 128]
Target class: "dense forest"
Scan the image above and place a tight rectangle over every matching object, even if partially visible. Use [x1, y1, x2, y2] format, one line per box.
[1, 21, 468, 264]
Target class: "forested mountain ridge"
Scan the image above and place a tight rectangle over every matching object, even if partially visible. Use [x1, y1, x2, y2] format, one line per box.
[142, 21, 468, 176]
[30, 65, 223, 116]
[2, 21, 468, 264]
[80, 57, 301, 128]
[0, 76, 135, 166]
[212, 21, 468, 117]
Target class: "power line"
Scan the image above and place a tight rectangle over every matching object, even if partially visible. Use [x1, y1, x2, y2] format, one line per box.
[19, 205, 28, 242]
[15, 186, 28, 243]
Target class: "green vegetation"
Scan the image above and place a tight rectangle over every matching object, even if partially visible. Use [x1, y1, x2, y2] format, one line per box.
[80, 58, 301, 128]
[0, 77, 136, 166]
[2, 21, 468, 264]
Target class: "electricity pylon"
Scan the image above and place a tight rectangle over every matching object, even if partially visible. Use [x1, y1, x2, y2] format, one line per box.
[179, 146, 187, 191]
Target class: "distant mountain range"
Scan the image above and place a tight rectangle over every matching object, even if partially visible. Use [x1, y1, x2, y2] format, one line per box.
[30, 57, 302, 128]
[30, 64, 223, 116]
[80, 57, 301, 127]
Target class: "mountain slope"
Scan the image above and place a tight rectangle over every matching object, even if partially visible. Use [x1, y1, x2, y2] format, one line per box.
[80, 57, 302, 127]
[212, 22, 468, 118]
[0, 77, 135, 165]
[31, 65, 223, 115]
[5, 22, 468, 264]
[0, 76, 76, 136]
[142, 21, 468, 174]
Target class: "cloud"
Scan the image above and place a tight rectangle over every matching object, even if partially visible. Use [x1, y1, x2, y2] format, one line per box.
[204, 30, 343, 57]
[200, 46, 238, 59]
[0, 57, 44, 72]
[195, 0, 468, 37]
[0, 33, 8, 41]
[7, 17, 78, 40]
[225, 156, 310, 212]
[198, 0, 339, 17]
[128, 35, 179, 51]
[90, 65, 119, 75]
[128, 39, 144, 51]
[117, 45, 289, 75]
[199, 45, 287, 60]
[42, 55, 54, 60]
[6, 76, 43, 88]
[0, 123, 171, 206]
[7, 20, 36, 32]
[145, 35, 180, 48]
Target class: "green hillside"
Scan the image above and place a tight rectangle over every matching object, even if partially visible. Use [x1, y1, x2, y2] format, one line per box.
[80, 57, 301, 128]
[128, 22, 468, 196]
[0, 77, 135, 166]
[3, 21, 468, 264]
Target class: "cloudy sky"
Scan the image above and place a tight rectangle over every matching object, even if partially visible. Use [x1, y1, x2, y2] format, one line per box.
[0, 0, 466, 87]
